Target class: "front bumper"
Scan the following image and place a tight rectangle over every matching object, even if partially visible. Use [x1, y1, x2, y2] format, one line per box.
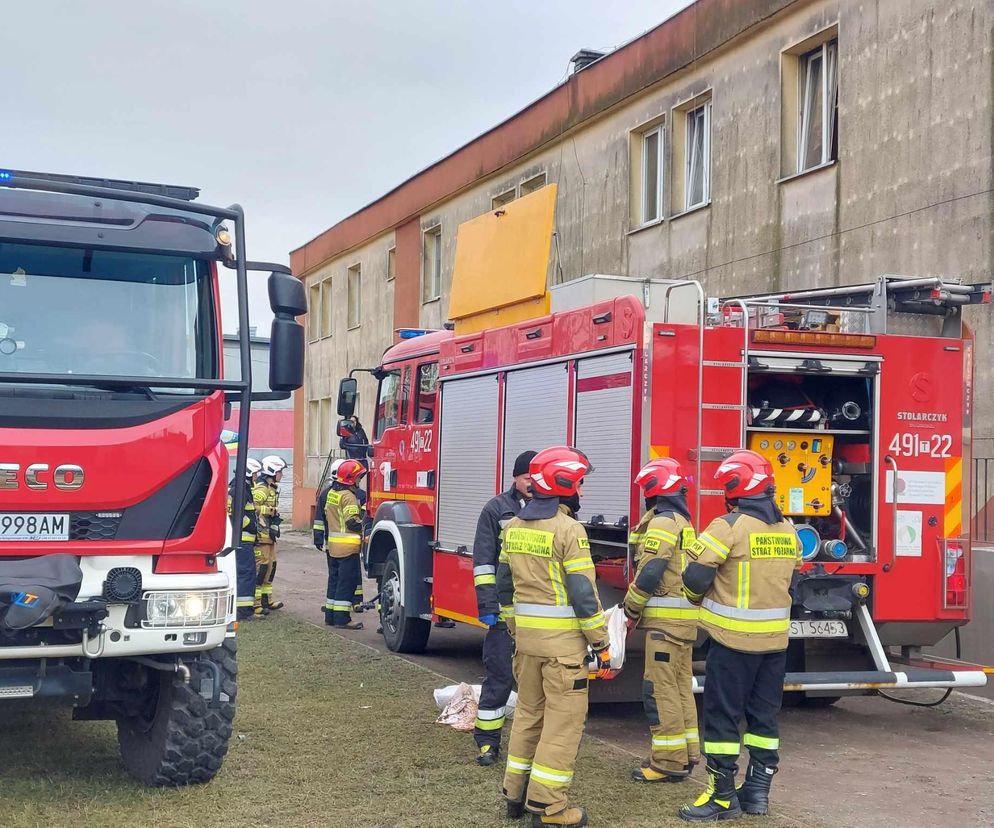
[0, 555, 233, 661]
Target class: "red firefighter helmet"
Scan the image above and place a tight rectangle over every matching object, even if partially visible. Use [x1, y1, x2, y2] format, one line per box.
[634, 457, 687, 498]
[529, 446, 593, 498]
[333, 459, 366, 486]
[714, 450, 775, 498]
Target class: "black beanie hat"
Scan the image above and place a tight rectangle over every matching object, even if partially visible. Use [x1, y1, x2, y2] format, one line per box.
[512, 450, 538, 478]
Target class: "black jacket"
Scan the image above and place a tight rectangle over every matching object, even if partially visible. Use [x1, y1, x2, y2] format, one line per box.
[473, 486, 527, 617]
[340, 422, 370, 462]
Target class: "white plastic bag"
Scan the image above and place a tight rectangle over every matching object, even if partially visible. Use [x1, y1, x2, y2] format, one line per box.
[603, 604, 627, 669]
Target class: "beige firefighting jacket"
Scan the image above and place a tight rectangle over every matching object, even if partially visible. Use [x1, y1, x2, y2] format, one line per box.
[497, 505, 608, 660]
[252, 482, 279, 543]
[685, 511, 800, 653]
[322, 488, 362, 558]
[623, 509, 699, 644]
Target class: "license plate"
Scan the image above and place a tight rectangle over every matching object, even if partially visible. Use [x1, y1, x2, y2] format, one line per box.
[789, 619, 848, 638]
[0, 513, 70, 541]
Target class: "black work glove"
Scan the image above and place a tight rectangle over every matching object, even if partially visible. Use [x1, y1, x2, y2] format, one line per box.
[313, 528, 325, 550]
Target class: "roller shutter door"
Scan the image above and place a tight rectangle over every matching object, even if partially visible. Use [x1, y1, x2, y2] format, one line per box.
[502, 363, 569, 488]
[574, 351, 635, 526]
[436, 374, 500, 551]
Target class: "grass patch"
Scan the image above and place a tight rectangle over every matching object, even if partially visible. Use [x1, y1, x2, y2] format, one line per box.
[0, 615, 808, 827]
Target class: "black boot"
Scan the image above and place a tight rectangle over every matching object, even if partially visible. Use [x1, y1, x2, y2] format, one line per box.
[678, 765, 742, 822]
[324, 610, 335, 626]
[738, 761, 776, 816]
[476, 744, 500, 766]
[506, 799, 525, 819]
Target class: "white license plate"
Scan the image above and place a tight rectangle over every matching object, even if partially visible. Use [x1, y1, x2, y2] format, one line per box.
[789, 619, 848, 638]
[0, 513, 70, 541]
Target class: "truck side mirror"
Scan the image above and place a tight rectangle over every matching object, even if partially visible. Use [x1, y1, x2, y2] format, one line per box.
[337, 377, 358, 418]
[268, 271, 306, 392]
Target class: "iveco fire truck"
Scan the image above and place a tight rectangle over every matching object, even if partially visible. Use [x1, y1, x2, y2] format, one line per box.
[0, 170, 305, 783]
[335, 185, 991, 702]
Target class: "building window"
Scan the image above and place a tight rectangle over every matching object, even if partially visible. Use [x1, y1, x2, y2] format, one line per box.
[415, 361, 439, 424]
[387, 247, 396, 281]
[308, 399, 320, 455]
[519, 173, 547, 195]
[422, 226, 441, 303]
[641, 125, 664, 224]
[308, 283, 321, 342]
[320, 278, 333, 337]
[347, 264, 361, 329]
[492, 189, 516, 210]
[685, 101, 711, 210]
[319, 398, 333, 456]
[798, 39, 838, 172]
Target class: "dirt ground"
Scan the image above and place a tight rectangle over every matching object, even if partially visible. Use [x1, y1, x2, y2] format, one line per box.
[274, 531, 994, 828]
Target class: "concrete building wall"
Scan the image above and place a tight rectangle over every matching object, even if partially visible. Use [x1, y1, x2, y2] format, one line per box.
[293, 0, 994, 531]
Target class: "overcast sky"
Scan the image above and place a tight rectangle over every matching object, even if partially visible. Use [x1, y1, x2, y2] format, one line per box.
[3, 0, 692, 333]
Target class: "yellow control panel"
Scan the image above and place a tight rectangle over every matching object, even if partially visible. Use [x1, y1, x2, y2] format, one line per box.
[747, 432, 834, 517]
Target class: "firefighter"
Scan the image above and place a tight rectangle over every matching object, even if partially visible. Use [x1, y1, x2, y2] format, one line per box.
[314, 459, 369, 615]
[678, 450, 800, 822]
[623, 457, 700, 784]
[228, 457, 262, 622]
[472, 449, 536, 767]
[317, 458, 366, 629]
[253, 455, 287, 616]
[497, 446, 610, 828]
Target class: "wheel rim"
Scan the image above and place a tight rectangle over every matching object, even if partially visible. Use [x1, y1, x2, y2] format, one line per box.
[381, 570, 402, 636]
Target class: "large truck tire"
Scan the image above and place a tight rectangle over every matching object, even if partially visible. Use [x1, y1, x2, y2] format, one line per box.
[117, 637, 237, 786]
[380, 549, 431, 654]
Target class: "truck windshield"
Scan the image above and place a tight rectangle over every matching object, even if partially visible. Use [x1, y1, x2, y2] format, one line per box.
[0, 242, 216, 386]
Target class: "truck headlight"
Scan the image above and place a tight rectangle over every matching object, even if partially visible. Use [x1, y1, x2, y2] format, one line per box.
[142, 590, 226, 628]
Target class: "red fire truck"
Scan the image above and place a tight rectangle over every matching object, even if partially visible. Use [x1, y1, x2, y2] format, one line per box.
[335, 193, 991, 702]
[0, 169, 305, 783]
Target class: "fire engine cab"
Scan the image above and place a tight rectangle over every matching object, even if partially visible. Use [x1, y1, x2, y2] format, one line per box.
[335, 185, 991, 700]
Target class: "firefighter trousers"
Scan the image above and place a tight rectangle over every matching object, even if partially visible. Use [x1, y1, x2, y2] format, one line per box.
[502, 651, 589, 816]
[474, 623, 514, 749]
[702, 640, 786, 771]
[255, 541, 277, 607]
[235, 540, 256, 615]
[325, 553, 361, 626]
[642, 631, 700, 774]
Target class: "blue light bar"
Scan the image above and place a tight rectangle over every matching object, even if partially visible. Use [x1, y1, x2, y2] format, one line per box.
[0, 171, 12, 182]
[397, 328, 434, 339]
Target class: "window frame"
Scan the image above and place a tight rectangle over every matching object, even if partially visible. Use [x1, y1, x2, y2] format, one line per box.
[414, 361, 439, 424]
[684, 101, 712, 211]
[640, 124, 664, 225]
[491, 189, 516, 210]
[320, 277, 333, 338]
[519, 173, 547, 195]
[797, 39, 838, 174]
[422, 226, 442, 304]
[387, 246, 396, 282]
[307, 282, 321, 342]
[308, 399, 321, 455]
[347, 263, 362, 330]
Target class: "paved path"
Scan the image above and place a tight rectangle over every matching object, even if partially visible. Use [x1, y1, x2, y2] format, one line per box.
[270, 533, 994, 828]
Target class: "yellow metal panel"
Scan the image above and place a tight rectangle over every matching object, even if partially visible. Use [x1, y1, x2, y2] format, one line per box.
[748, 432, 834, 517]
[448, 184, 557, 332]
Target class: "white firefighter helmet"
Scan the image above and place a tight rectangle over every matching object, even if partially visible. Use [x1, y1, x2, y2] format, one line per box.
[260, 455, 287, 476]
[244, 457, 263, 478]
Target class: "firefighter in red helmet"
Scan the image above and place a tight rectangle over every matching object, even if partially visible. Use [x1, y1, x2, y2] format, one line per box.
[497, 446, 609, 827]
[318, 458, 367, 630]
[624, 457, 700, 783]
[678, 450, 800, 822]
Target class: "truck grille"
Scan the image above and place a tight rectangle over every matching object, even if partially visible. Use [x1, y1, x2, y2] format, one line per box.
[69, 513, 122, 541]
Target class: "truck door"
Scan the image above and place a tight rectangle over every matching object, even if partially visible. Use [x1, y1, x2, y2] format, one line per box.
[875, 335, 971, 623]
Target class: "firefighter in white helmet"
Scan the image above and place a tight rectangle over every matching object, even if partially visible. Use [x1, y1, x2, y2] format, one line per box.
[624, 457, 700, 783]
[228, 458, 262, 621]
[678, 450, 800, 822]
[253, 455, 287, 616]
[497, 446, 610, 828]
